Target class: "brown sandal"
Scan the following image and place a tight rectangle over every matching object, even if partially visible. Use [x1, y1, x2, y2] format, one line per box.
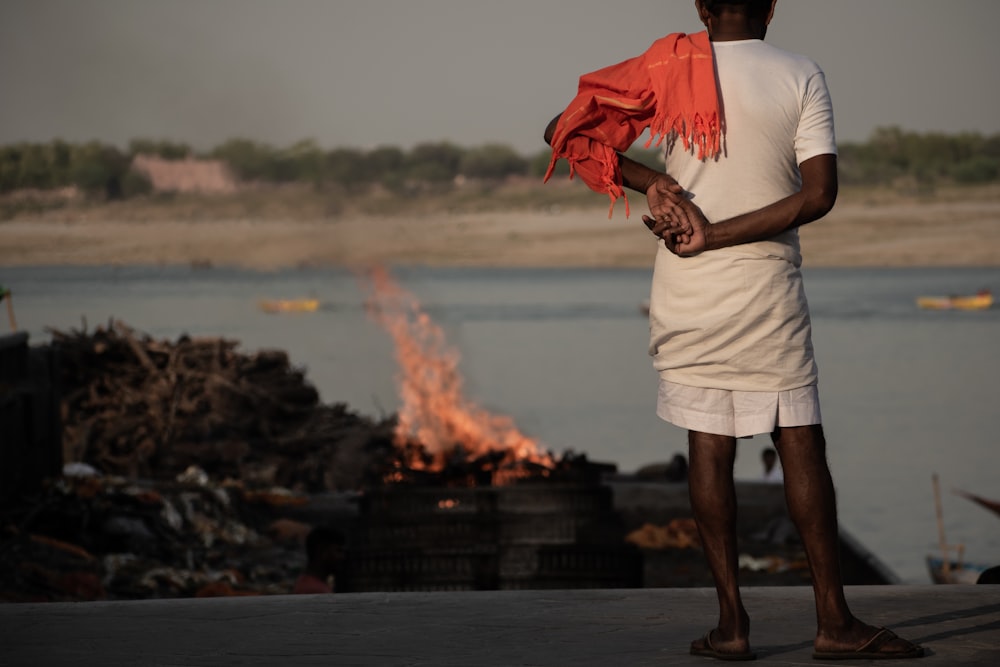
[812, 627, 925, 660]
[690, 629, 758, 661]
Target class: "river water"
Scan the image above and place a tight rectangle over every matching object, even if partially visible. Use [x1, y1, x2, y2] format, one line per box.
[6, 264, 999, 584]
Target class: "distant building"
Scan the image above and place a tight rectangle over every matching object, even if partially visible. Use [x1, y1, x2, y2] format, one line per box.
[130, 154, 238, 194]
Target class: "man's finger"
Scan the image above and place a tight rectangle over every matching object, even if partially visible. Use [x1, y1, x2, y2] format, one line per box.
[666, 217, 691, 235]
[644, 214, 672, 237]
[671, 202, 694, 231]
[663, 235, 680, 255]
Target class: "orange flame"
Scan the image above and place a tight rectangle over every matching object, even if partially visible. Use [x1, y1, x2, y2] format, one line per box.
[361, 266, 555, 480]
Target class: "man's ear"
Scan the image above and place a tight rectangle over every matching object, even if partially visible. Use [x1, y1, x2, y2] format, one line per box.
[695, 0, 712, 26]
[765, 0, 777, 26]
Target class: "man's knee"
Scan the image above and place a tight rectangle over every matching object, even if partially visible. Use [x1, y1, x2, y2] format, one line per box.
[772, 425, 830, 468]
[687, 430, 739, 471]
[774, 424, 825, 445]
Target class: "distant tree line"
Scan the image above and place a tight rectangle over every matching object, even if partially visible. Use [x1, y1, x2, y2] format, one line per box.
[1, 127, 998, 200]
[838, 127, 1000, 188]
[205, 138, 580, 193]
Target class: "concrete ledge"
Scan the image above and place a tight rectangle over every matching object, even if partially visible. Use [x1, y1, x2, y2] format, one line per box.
[2, 585, 998, 666]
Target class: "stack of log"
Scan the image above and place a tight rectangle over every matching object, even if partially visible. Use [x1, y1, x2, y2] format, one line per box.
[50, 320, 396, 492]
[1, 320, 398, 601]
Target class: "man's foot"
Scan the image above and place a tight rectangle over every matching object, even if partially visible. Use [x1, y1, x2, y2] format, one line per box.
[690, 628, 757, 661]
[813, 626, 925, 660]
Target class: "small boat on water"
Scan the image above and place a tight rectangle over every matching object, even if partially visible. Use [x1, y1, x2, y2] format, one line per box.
[926, 555, 991, 584]
[258, 298, 320, 314]
[927, 474, 996, 584]
[916, 289, 992, 311]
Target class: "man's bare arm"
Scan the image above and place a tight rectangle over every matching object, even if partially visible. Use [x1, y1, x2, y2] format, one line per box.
[545, 113, 674, 193]
[544, 112, 691, 232]
[543, 114, 560, 146]
[705, 153, 838, 247]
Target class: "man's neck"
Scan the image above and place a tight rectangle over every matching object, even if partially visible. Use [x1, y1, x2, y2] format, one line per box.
[708, 16, 767, 42]
[711, 33, 762, 42]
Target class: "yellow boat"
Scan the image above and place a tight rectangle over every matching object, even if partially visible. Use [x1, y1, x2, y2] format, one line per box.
[916, 290, 992, 311]
[258, 298, 320, 314]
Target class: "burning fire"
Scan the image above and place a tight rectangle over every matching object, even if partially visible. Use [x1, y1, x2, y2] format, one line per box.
[361, 266, 555, 484]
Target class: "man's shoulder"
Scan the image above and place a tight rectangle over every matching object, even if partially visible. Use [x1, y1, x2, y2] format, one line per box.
[645, 31, 711, 57]
[714, 41, 827, 94]
[714, 40, 822, 73]
[756, 41, 824, 75]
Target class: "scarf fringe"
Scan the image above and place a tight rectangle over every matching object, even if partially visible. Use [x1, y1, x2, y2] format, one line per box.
[544, 108, 718, 219]
[544, 148, 629, 219]
[648, 111, 721, 161]
[543, 32, 720, 218]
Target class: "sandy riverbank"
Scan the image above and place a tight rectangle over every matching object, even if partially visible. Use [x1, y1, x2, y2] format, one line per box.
[3, 188, 1000, 269]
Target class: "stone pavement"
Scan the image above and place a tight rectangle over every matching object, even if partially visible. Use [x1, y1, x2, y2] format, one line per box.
[2, 585, 998, 666]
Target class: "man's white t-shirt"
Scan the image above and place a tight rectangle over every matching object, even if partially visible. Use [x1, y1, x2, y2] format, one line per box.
[648, 39, 837, 392]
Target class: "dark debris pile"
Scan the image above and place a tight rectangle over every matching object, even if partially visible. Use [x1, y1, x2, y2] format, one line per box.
[1, 321, 391, 602]
[0, 469, 343, 602]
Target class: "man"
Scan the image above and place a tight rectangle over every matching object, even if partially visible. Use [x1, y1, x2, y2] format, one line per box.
[544, 0, 924, 660]
[761, 447, 783, 484]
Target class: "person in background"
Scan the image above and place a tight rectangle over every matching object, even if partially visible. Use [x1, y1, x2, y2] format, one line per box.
[761, 447, 783, 484]
[635, 453, 688, 482]
[544, 0, 924, 660]
[665, 452, 689, 482]
[292, 526, 346, 594]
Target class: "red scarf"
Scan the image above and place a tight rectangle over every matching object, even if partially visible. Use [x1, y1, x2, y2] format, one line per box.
[544, 31, 721, 217]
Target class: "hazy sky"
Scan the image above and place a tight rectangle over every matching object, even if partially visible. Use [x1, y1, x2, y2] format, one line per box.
[2, 0, 998, 155]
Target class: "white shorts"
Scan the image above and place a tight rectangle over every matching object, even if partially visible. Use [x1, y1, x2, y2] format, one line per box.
[656, 379, 822, 438]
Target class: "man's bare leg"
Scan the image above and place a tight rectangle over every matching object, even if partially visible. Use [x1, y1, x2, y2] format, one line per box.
[687, 430, 752, 656]
[772, 424, 923, 656]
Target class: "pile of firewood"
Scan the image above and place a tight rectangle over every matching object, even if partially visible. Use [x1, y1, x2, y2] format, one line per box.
[0, 321, 394, 601]
[49, 320, 395, 493]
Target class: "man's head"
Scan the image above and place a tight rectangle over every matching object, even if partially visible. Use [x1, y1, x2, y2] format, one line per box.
[700, 0, 774, 17]
[696, 0, 776, 40]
